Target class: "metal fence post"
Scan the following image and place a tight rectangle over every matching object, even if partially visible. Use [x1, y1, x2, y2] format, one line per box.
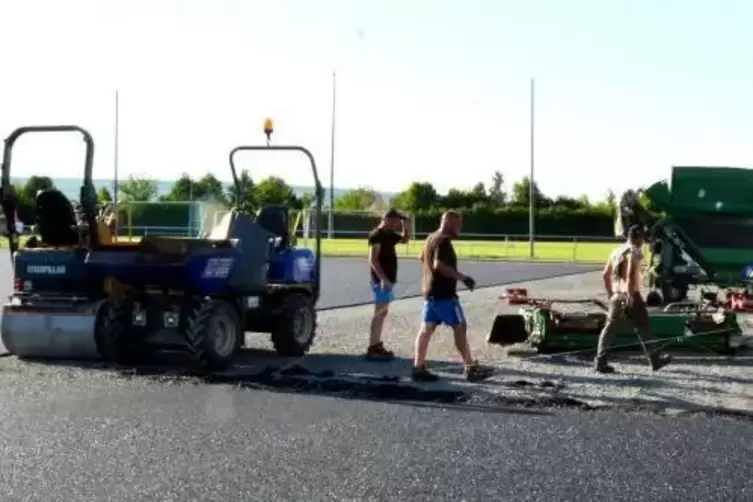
[572, 236, 578, 262]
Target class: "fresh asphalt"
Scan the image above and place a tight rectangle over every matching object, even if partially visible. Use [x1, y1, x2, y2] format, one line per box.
[0, 252, 750, 500]
[0, 372, 750, 502]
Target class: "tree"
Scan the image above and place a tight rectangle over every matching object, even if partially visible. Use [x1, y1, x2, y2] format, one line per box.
[20, 175, 54, 201]
[255, 176, 299, 207]
[226, 169, 256, 210]
[390, 182, 439, 212]
[194, 173, 226, 203]
[98, 186, 112, 203]
[163, 173, 227, 204]
[335, 187, 384, 211]
[488, 171, 506, 205]
[162, 173, 194, 202]
[118, 175, 158, 202]
[510, 176, 549, 208]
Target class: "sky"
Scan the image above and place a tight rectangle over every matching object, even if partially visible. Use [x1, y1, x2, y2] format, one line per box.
[0, 0, 751, 201]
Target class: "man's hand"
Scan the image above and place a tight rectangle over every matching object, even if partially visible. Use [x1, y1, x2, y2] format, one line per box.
[461, 275, 476, 291]
[380, 278, 392, 292]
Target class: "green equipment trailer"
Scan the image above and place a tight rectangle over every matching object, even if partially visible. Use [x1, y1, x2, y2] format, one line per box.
[488, 294, 744, 356]
[618, 166, 753, 305]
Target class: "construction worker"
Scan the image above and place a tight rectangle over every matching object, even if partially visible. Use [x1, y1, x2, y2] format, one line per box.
[411, 210, 494, 382]
[595, 224, 672, 373]
[365, 208, 412, 361]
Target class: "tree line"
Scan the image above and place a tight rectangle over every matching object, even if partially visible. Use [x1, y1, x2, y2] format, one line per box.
[10, 170, 624, 238]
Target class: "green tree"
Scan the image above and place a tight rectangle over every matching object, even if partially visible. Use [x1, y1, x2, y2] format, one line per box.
[98, 186, 112, 203]
[511, 176, 549, 208]
[162, 173, 194, 202]
[488, 171, 506, 205]
[390, 181, 439, 212]
[335, 187, 384, 211]
[194, 173, 226, 203]
[20, 175, 55, 201]
[226, 169, 256, 210]
[255, 176, 299, 207]
[118, 175, 158, 202]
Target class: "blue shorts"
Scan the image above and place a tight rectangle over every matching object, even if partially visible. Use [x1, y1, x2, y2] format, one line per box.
[422, 298, 466, 326]
[371, 282, 395, 303]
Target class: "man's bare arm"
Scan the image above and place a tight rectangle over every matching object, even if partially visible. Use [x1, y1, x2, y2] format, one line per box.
[368, 244, 388, 282]
[626, 252, 640, 295]
[398, 220, 412, 244]
[601, 260, 613, 297]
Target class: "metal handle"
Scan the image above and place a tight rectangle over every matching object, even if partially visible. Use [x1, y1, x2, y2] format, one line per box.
[228, 145, 324, 303]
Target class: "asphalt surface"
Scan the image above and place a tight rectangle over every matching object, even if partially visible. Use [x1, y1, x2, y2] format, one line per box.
[0, 250, 596, 309]
[2, 251, 750, 500]
[0, 369, 750, 502]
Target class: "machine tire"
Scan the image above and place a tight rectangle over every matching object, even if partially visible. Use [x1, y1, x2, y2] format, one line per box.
[184, 298, 242, 371]
[271, 293, 317, 357]
[661, 283, 688, 304]
[645, 290, 663, 307]
[95, 300, 141, 365]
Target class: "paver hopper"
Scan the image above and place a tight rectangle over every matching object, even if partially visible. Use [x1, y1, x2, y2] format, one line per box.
[617, 166, 753, 305]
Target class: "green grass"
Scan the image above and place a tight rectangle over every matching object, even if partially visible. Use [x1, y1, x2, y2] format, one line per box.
[320, 238, 613, 263]
[0, 235, 615, 263]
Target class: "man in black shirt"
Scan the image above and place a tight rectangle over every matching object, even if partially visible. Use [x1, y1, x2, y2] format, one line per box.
[365, 208, 411, 360]
[411, 210, 494, 382]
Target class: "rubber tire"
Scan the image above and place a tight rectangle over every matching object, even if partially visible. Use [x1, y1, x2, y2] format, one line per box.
[95, 300, 141, 365]
[661, 283, 688, 304]
[184, 299, 242, 371]
[271, 293, 317, 357]
[645, 290, 663, 307]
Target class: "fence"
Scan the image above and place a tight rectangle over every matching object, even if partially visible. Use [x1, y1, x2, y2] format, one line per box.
[110, 204, 620, 262]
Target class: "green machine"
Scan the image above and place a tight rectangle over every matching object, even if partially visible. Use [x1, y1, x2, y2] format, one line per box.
[618, 166, 753, 305]
[488, 293, 743, 355]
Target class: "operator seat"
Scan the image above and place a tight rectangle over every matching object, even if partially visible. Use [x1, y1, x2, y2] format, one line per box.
[256, 204, 290, 248]
[35, 188, 79, 247]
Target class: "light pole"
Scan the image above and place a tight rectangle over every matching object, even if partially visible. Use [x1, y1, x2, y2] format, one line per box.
[328, 70, 337, 239]
[528, 78, 535, 258]
[113, 89, 120, 211]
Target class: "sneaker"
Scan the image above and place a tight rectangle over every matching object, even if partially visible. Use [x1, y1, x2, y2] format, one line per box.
[650, 353, 672, 372]
[594, 357, 617, 373]
[365, 342, 395, 361]
[411, 365, 440, 382]
[594, 362, 616, 374]
[464, 362, 494, 382]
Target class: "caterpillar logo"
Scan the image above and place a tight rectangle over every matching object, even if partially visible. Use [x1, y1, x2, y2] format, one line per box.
[27, 265, 67, 275]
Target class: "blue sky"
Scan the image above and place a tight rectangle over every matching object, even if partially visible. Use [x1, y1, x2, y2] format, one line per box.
[0, 0, 751, 201]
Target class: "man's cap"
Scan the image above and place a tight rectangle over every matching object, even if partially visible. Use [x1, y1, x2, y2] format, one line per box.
[383, 208, 407, 220]
[627, 224, 646, 239]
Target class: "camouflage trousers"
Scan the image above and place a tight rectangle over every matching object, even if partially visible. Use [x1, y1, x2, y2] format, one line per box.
[595, 293, 657, 361]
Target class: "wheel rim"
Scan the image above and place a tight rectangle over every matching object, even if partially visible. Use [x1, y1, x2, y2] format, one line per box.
[292, 307, 314, 345]
[210, 312, 237, 358]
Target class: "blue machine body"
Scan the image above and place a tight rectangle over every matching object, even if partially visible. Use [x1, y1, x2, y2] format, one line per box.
[13, 248, 96, 294]
[84, 247, 245, 295]
[268, 247, 317, 284]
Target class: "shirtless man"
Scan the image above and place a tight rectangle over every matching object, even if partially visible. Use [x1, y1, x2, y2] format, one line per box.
[594, 224, 672, 374]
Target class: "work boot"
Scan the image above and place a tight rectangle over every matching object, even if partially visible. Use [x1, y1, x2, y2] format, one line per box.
[649, 353, 672, 372]
[594, 358, 616, 374]
[464, 361, 495, 382]
[365, 342, 394, 362]
[411, 365, 440, 382]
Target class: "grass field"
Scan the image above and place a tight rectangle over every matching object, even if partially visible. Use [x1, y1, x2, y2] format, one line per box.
[319, 238, 613, 262]
[0, 236, 615, 263]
